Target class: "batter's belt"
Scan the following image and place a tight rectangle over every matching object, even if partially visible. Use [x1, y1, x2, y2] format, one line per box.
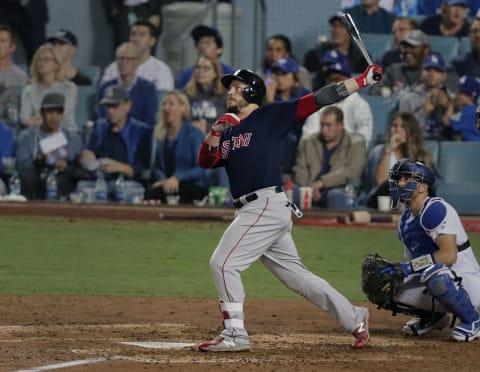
[233, 185, 283, 209]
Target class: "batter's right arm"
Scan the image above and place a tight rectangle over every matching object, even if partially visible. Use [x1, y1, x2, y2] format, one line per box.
[296, 65, 383, 121]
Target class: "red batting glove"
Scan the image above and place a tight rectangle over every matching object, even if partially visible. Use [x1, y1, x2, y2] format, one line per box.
[210, 113, 241, 137]
[355, 64, 383, 88]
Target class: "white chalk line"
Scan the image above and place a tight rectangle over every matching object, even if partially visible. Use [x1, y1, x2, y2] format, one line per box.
[16, 357, 107, 372]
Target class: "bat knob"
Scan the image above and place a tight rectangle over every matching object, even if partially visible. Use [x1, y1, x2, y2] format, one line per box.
[373, 71, 382, 82]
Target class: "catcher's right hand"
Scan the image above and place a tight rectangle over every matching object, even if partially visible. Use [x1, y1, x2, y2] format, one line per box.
[361, 254, 404, 307]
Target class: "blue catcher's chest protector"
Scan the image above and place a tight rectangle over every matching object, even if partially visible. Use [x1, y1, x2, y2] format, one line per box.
[399, 198, 445, 259]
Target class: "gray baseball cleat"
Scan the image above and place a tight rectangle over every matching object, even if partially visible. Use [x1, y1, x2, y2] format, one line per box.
[403, 313, 450, 336]
[193, 329, 250, 352]
[352, 308, 370, 349]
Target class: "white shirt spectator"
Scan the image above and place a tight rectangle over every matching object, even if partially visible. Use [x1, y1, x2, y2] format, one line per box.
[302, 92, 373, 147]
[101, 55, 174, 91]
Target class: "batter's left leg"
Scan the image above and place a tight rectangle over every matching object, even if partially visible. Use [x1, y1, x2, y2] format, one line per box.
[260, 231, 370, 348]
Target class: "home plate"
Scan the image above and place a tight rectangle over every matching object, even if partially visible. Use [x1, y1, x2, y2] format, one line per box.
[120, 341, 195, 349]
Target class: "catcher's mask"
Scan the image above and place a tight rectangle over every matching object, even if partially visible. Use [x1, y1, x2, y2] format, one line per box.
[388, 159, 436, 209]
[221, 69, 266, 106]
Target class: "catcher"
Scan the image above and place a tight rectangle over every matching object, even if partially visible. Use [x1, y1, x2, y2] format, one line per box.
[362, 159, 480, 341]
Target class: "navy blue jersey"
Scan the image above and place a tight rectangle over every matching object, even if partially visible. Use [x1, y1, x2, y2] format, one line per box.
[217, 100, 301, 198]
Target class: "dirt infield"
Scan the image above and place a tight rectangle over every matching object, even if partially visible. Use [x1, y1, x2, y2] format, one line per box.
[1, 296, 479, 372]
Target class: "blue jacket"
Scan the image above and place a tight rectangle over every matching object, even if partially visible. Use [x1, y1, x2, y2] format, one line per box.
[449, 104, 480, 141]
[15, 126, 82, 171]
[152, 122, 208, 189]
[97, 77, 159, 129]
[88, 117, 152, 178]
[0, 122, 14, 175]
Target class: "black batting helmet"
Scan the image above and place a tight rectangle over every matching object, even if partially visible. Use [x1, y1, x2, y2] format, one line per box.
[221, 69, 266, 106]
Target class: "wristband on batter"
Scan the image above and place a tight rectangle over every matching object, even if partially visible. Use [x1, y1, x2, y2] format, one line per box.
[400, 254, 435, 276]
[355, 72, 368, 89]
[210, 128, 222, 137]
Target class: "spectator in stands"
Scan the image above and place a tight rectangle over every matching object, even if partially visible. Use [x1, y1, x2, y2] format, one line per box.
[302, 56, 373, 148]
[20, 43, 78, 132]
[341, 0, 422, 16]
[451, 18, 480, 78]
[175, 25, 235, 89]
[0, 0, 48, 64]
[303, 13, 368, 90]
[0, 24, 28, 129]
[0, 120, 14, 195]
[293, 106, 367, 209]
[145, 90, 209, 204]
[183, 55, 226, 135]
[97, 42, 159, 129]
[420, 0, 470, 37]
[101, 19, 174, 91]
[449, 75, 480, 140]
[265, 57, 310, 103]
[371, 29, 431, 96]
[359, 111, 434, 208]
[380, 17, 419, 70]
[77, 84, 151, 202]
[419, 0, 480, 16]
[264, 57, 311, 176]
[48, 29, 92, 86]
[15, 93, 82, 200]
[102, 0, 164, 50]
[342, 0, 396, 34]
[399, 53, 455, 140]
[256, 34, 312, 91]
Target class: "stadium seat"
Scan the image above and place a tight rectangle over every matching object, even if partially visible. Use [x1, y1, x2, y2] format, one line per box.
[428, 35, 460, 62]
[458, 36, 470, 55]
[78, 65, 102, 86]
[362, 95, 399, 150]
[75, 85, 96, 135]
[424, 139, 440, 166]
[361, 33, 392, 64]
[435, 141, 480, 214]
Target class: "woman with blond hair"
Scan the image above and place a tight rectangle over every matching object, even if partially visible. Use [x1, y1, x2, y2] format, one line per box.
[20, 43, 78, 131]
[145, 90, 209, 204]
[359, 111, 435, 208]
[183, 55, 226, 135]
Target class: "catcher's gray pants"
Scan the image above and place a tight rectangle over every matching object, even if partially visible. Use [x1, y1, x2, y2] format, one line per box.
[209, 186, 366, 332]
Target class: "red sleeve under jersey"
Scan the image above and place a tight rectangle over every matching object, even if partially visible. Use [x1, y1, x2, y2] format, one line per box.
[295, 93, 318, 122]
[198, 141, 221, 168]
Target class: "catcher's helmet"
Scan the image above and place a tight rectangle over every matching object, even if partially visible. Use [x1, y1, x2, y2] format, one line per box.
[221, 69, 266, 106]
[388, 159, 436, 209]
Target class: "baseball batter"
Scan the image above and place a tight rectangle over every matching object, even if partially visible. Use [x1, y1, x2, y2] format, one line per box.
[377, 159, 480, 341]
[193, 65, 383, 352]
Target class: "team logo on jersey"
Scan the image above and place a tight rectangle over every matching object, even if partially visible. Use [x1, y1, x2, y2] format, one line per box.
[232, 133, 252, 150]
[221, 133, 253, 159]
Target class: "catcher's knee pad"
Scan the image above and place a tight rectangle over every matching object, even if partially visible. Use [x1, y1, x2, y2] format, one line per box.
[420, 264, 479, 324]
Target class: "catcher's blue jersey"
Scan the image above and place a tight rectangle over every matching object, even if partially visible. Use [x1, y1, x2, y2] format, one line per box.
[217, 100, 302, 198]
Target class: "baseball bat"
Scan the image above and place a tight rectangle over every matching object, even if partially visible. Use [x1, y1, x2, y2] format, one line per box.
[340, 12, 381, 82]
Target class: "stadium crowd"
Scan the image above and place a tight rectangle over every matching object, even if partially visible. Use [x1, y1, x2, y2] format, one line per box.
[1, 0, 480, 210]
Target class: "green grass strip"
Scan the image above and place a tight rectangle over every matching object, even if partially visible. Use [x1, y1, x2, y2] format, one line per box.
[1, 216, 478, 301]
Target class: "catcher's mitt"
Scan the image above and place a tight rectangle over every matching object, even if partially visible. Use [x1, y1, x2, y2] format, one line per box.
[361, 254, 404, 307]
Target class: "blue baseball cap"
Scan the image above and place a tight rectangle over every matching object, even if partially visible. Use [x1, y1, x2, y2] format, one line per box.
[422, 53, 446, 72]
[322, 49, 347, 65]
[444, 0, 468, 6]
[272, 57, 299, 74]
[458, 75, 480, 98]
[325, 60, 351, 77]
